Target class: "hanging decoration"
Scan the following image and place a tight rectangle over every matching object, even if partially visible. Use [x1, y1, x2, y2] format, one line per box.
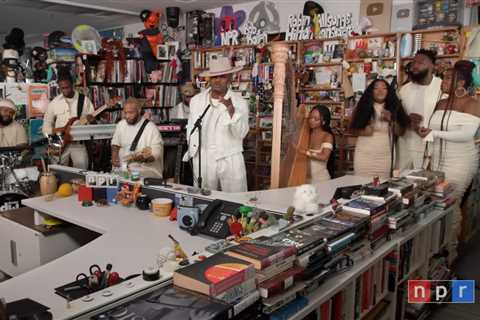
[286, 14, 312, 41]
[248, 1, 280, 33]
[214, 5, 246, 46]
[241, 22, 267, 45]
[138, 9, 164, 73]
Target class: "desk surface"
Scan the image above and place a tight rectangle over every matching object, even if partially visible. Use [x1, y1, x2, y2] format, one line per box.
[0, 174, 370, 319]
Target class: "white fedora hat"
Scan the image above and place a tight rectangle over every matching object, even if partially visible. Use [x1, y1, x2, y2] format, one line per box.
[199, 56, 243, 77]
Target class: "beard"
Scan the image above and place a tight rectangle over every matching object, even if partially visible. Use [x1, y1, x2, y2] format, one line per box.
[410, 69, 429, 83]
[126, 116, 140, 125]
[0, 116, 13, 126]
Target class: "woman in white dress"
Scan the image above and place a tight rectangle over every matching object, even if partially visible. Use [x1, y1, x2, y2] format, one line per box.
[298, 105, 335, 183]
[418, 61, 480, 237]
[350, 79, 409, 179]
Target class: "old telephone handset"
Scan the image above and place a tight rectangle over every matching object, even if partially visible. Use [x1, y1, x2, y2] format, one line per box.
[195, 199, 232, 239]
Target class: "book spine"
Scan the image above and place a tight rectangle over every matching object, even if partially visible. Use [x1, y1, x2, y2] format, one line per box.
[233, 290, 260, 316]
[260, 246, 297, 269]
[210, 265, 256, 296]
[260, 275, 294, 299]
[257, 257, 295, 283]
[214, 278, 257, 303]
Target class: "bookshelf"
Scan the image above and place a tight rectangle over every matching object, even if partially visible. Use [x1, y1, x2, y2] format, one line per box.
[287, 207, 454, 320]
[78, 55, 179, 123]
[398, 27, 462, 85]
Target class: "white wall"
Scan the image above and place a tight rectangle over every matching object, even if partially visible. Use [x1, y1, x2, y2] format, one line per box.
[121, 0, 473, 41]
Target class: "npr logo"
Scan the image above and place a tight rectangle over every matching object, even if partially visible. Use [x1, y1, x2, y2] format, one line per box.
[408, 280, 475, 303]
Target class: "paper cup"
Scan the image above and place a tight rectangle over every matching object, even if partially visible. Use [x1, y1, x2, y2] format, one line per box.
[151, 198, 173, 217]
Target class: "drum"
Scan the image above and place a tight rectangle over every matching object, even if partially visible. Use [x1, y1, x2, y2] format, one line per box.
[0, 192, 27, 212]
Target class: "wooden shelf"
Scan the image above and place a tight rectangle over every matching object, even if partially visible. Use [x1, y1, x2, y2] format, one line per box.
[301, 87, 342, 91]
[191, 44, 257, 52]
[88, 82, 177, 86]
[304, 62, 343, 68]
[348, 32, 397, 40]
[301, 101, 343, 105]
[407, 26, 460, 34]
[194, 66, 253, 74]
[302, 37, 345, 43]
[401, 53, 460, 61]
[346, 57, 396, 63]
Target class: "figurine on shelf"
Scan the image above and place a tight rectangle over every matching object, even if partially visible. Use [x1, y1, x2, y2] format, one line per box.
[102, 39, 126, 83]
[139, 9, 164, 73]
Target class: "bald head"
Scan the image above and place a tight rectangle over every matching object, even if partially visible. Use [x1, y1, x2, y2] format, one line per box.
[123, 98, 142, 125]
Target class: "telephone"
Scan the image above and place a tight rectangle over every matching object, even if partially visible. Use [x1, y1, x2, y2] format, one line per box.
[195, 199, 232, 239]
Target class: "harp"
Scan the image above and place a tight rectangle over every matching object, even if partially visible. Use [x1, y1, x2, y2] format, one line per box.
[270, 42, 310, 188]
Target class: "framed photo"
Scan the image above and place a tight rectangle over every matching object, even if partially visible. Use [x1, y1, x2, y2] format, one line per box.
[157, 44, 169, 60]
[167, 41, 179, 59]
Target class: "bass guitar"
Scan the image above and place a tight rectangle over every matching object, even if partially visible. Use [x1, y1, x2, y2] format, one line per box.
[51, 96, 122, 148]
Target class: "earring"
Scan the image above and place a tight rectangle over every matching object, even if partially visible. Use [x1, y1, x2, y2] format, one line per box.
[455, 87, 467, 98]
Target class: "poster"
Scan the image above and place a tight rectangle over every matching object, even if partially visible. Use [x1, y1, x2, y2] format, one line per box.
[27, 84, 49, 118]
[5, 83, 28, 105]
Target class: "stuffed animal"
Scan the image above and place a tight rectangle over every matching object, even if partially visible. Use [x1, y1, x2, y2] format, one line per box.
[293, 184, 319, 214]
[138, 9, 164, 73]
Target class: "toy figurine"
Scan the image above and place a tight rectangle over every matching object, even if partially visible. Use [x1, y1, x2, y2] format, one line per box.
[168, 234, 188, 261]
[283, 206, 295, 221]
[116, 183, 134, 207]
[138, 9, 164, 73]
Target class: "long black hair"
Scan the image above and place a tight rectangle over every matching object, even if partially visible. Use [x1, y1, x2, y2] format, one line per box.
[312, 104, 336, 178]
[350, 79, 409, 131]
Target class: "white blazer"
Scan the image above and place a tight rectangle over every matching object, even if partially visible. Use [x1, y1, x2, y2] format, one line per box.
[183, 88, 249, 161]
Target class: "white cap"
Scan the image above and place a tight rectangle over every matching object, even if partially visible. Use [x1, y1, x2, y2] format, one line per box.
[0, 99, 16, 112]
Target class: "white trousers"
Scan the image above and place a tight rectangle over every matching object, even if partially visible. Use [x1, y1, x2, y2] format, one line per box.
[60, 144, 89, 170]
[192, 152, 247, 193]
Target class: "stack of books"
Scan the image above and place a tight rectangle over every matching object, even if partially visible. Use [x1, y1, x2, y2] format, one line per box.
[430, 180, 456, 210]
[224, 242, 303, 317]
[173, 253, 260, 317]
[342, 197, 390, 249]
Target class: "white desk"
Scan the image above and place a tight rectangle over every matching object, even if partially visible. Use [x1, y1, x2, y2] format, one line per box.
[0, 172, 371, 319]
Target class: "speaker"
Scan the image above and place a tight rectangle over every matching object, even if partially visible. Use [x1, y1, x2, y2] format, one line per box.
[166, 7, 180, 28]
[178, 206, 200, 230]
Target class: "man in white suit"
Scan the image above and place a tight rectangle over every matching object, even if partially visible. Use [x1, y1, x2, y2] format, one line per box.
[184, 56, 249, 192]
[398, 49, 443, 170]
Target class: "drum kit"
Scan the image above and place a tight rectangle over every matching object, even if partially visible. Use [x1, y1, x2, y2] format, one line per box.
[0, 145, 39, 212]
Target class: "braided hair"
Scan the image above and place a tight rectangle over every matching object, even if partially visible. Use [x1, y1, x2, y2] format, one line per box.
[428, 60, 475, 168]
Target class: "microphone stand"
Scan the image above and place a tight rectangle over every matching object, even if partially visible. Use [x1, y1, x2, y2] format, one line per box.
[189, 104, 211, 190]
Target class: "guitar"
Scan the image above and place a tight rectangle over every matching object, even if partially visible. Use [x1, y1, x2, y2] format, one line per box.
[52, 96, 122, 148]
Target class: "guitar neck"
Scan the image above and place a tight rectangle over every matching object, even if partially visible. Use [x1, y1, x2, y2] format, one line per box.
[91, 104, 109, 118]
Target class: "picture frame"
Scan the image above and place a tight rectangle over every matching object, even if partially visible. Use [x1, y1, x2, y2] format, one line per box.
[167, 41, 179, 59]
[156, 44, 169, 60]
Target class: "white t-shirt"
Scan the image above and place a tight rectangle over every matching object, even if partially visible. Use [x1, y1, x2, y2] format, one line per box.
[170, 102, 190, 120]
[111, 119, 164, 177]
[43, 91, 95, 135]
